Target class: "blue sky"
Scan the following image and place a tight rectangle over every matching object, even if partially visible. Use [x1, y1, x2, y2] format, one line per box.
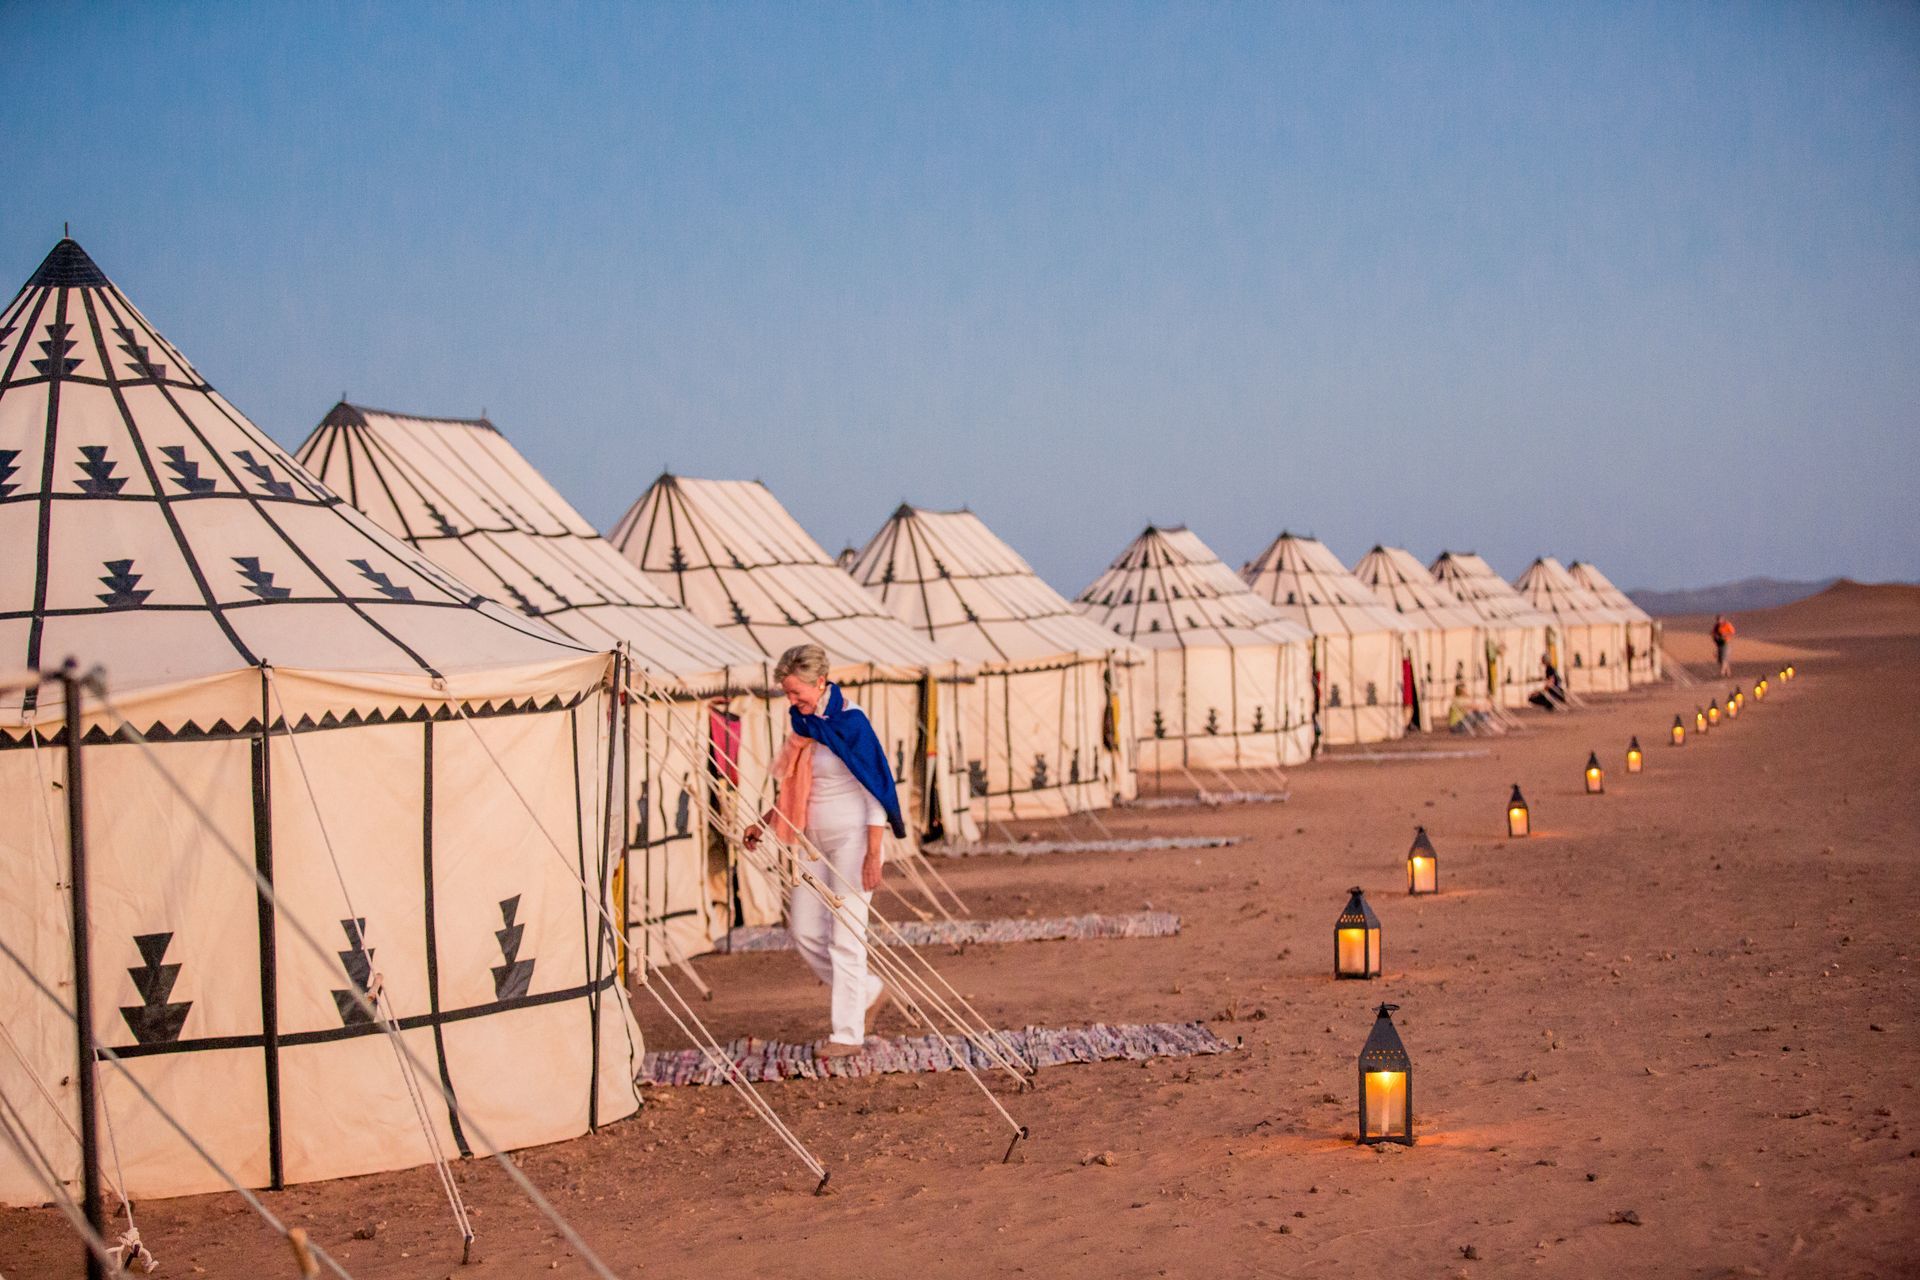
[5, 2, 1915, 592]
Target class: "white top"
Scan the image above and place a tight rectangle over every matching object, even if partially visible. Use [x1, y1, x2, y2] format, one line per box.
[805, 712, 888, 833]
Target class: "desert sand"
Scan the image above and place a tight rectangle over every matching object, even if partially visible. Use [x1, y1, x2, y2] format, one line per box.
[3, 584, 1916, 1279]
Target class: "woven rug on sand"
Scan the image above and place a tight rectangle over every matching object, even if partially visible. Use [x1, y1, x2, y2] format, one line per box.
[721, 911, 1179, 953]
[640, 1021, 1236, 1085]
[1122, 790, 1287, 809]
[937, 835, 1240, 858]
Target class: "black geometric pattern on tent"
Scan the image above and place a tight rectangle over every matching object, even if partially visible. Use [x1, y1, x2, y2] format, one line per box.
[331, 918, 379, 1027]
[491, 896, 536, 1000]
[120, 932, 192, 1045]
[0, 240, 588, 718]
[0, 685, 599, 750]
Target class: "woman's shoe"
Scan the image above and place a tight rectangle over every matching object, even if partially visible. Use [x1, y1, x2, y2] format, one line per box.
[816, 1039, 864, 1060]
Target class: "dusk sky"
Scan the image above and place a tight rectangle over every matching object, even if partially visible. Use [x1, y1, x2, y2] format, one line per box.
[5, 3, 1915, 594]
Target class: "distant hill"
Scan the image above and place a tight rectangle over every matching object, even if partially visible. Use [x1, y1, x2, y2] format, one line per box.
[1628, 576, 1837, 617]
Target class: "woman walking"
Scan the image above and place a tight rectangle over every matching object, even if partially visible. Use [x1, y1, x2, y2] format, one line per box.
[746, 644, 907, 1057]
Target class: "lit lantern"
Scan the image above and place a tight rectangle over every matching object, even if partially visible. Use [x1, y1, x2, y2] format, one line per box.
[1584, 751, 1605, 794]
[1357, 1002, 1414, 1146]
[1778, 668, 1788, 682]
[1506, 784, 1530, 837]
[1407, 827, 1438, 895]
[1786, 665, 1795, 680]
[1626, 737, 1644, 773]
[1695, 708, 1708, 734]
[1670, 715, 1685, 747]
[1707, 700, 1720, 727]
[1754, 679, 1766, 700]
[1728, 691, 1740, 718]
[1334, 887, 1382, 979]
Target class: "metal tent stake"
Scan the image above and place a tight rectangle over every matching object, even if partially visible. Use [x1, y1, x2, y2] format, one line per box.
[60, 662, 107, 1280]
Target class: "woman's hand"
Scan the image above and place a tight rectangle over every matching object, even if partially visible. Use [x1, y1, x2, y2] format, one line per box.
[863, 826, 885, 891]
[743, 823, 764, 850]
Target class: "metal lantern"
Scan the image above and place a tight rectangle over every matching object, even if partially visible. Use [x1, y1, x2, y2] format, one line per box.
[1584, 751, 1605, 794]
[1695, 707, 1709, 734]
[1407, 827, 1438, 895]
[1671, 715, 1685, 747]
[1754, 679, 1766, 700]
[1506, 784, 1530, 837]
[1334, 887, 1382, 979]
[1357, 1003, 1414, 1146]
[1626, 737, 1643, 773]
[1786, 664, 1795, 680]
[1707, 700, 1720, 726]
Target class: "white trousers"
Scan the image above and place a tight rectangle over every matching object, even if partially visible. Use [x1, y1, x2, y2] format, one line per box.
[789, 824, 881, 1045]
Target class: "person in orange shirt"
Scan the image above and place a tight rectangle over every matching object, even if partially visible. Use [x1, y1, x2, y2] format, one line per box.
[1712, 614, 1736, 676]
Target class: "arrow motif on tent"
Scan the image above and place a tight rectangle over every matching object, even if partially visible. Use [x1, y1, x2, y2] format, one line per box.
[422, 498, 459, 538]
[158, 445, 217, 493]
[233, 556, 292, 601]
[32, 323, 81, 377]
[232, 448, 296, 499]
[114, 325, 168, 380]
[119, 933, 192, 1045]
[74, 445, 128, 495]
[97, 559, 152, 609]
[0, 449, 19, 499]
[729, 601, 750, 627]
[331, 918, 379, 1027]
[528, 572, 571, 608]
[348, 559, 415, 601]
[491, 897, 535, 1000]
[502, 582, 540, 615]
[674, 789, 691, 836]
[666, 544, 688, 573]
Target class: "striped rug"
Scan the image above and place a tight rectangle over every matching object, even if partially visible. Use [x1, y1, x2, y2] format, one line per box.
[640, 1021, 1236, 1085]
[938, 835, 1239, 858]
[720, 910, 1179, 952]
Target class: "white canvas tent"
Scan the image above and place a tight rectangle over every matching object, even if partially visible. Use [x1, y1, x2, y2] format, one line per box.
[608, 476, 974, 843]
[1351, 545, 1489, 731]
[1428, 551, 1555, 709]
[1075, 525, 1313, 770]
[1568, 560, 1662, 683]
[849, 506, 1140, 820]
[1512, 557, 1633, 694]
[0, 240, 638, 1204]
[1240, 534, 1413, 745]
[295, 404, 775, 962]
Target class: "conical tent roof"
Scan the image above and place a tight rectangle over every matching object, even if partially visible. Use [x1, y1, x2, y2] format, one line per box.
[1240, 533, 1411, 638]
[0, 241, 606, 736]
[1076, 525, 1311, 650]
[1567, 560, 1653, 623]
[1428, 551, 1557, 628]
[607, 475, 962, 679]
[849, 505, 1140, 666]
[1352, 546, 1487, 630]
[294, 403, 762, 692]
[1513, 556, 1636, 626]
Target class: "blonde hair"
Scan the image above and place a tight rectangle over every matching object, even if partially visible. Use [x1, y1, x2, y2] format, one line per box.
[773, 643, 830, 685]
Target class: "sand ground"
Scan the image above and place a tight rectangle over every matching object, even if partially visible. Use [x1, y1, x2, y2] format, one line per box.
[3, 589, 1916, 1279]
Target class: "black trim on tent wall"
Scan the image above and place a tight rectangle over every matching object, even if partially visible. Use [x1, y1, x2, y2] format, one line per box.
[250, 673, 285, 1189]
[420, 720, 471, 1157]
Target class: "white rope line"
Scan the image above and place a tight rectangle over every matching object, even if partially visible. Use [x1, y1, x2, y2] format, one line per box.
[87, 685, 616, 1280]
[25, 726, 66, 882]
[0, 934, 354, 1280]
[264, 669, 475, 1255]
[0, 1082, 126, 1276]
[442, 691, 831, 1186]
[0, 1019, 127, 1214]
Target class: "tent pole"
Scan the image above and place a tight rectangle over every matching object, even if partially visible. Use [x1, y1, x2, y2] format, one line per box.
[59, 663, 106, 1280]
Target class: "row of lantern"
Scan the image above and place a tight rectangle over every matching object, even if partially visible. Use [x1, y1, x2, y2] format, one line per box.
[1343, 662, 1800, 1146]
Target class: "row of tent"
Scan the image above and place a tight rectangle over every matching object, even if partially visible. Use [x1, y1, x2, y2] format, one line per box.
[0, 239, 1660, 1205]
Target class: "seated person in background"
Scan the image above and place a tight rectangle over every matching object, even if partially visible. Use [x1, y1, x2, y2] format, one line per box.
[1449, 682, 1497, 733]
[1528, 664, 1567, 711]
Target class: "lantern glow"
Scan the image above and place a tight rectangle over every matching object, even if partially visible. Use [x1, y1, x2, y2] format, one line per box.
[1671, 715, 1685, 747]
[1786, 665, 1795, 679]
[1506, 784, 1530, 837]
[1626, 737, 1643, 773]
[1707, 700, 1720, 726]
[1357, 1003, 1414, 1146]
[1755, 679, 1766, 700]
[1584, 751, 1604, 794]
[1695, 708, 1708, 734]
[1407, 826, 1438, 895]
[1334, 887, 1382, 979]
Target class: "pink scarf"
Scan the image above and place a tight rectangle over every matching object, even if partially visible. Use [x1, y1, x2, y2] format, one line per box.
[770, 733, 812, 844]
